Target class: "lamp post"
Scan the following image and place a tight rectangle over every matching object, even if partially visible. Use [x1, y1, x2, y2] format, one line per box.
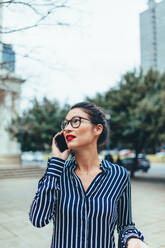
[20, 115, 24, 166]
[105, 110, 111, 152]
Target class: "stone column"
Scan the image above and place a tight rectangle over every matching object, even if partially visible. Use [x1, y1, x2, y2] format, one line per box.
[0, 71, 25, 165]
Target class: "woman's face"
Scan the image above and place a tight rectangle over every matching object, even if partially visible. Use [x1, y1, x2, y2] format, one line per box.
[63, 108, 102, 151]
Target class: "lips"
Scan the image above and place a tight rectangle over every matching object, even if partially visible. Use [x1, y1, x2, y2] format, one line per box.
[66, 134, 76, 142]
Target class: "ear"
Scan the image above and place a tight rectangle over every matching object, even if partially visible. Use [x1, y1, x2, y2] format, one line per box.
[94, 124, 103, 137]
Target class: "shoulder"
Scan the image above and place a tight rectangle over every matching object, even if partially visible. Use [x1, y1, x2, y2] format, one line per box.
[102, 159, 129, 180]
[103, 160, 131, 195]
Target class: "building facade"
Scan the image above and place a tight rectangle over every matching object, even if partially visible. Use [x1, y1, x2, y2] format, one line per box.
[0, 72, 24, 164]
[140, 0, 165, 74]
[2, 43, 15, 72]
[0, 4, 24, 165]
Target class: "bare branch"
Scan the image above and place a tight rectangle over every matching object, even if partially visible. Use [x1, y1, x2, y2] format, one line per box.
[0, 1, 13, 5]
[5, 1, 43, 15]
[1, 24, 38, 33]
[0, 0, 69, 33]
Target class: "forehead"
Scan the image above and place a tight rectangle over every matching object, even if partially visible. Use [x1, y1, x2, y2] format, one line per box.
[66, 108, 89, 120]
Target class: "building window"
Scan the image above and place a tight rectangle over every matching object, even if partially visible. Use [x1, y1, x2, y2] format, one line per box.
[2, 44, 15, 73]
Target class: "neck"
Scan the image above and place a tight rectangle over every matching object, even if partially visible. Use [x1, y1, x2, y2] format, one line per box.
[75, 145, 101, 172]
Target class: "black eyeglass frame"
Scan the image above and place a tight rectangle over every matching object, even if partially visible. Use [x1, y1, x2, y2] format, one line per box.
[61, 116, 90, 130]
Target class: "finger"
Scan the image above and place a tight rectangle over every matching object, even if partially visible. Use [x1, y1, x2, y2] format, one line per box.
[52, 135, 58, 147]
[53, 130, 64, 139]
[53, 132, 60, 139]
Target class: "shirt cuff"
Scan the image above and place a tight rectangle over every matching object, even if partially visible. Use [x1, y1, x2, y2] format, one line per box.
[119, 225, 144, 248]
[46, 157, 65, 177]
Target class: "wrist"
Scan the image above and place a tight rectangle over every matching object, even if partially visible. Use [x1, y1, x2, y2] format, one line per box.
[127, 237, 140, 244]
[52, 153, 67, 161]
[127, 238, 147, 247]
[51, 148, 71, 161]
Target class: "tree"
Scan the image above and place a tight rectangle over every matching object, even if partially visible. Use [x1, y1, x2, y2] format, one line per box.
[1, 0, 70, 34]
[7, 97, 70, 151]
[0, 0, 74, 118]
[87, 69, 165, 177]
[0, 0, 72, 83]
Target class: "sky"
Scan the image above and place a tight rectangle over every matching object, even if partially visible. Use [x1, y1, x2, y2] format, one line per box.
[3, 0, 156, 110]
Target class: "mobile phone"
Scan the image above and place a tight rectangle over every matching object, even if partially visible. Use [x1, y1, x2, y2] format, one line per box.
[55, 133, 68, 152]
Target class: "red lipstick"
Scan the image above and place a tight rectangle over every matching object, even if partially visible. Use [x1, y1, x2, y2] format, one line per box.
[66, 135, 76, 142]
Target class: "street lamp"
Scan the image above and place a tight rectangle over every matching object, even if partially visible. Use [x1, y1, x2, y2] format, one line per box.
[105, 110, 111, 152]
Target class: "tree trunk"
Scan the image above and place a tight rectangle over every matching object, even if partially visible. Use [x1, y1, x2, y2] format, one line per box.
[130, 150, 138, 178]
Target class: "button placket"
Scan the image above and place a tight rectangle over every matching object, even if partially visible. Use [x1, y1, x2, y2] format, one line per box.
[81, 195, 89, 248]
[85, 196, 90, 248]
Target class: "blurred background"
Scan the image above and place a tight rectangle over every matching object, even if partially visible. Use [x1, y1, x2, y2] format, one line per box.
[0, 0, 165, 247]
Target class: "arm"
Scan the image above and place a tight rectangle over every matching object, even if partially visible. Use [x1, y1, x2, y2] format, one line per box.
[29, 157, 65, 227]
[117, 172, 145, 248]
[29, 134, 70, 228]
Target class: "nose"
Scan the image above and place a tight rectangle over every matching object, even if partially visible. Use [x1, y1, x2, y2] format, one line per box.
[64, 122, 73, 132]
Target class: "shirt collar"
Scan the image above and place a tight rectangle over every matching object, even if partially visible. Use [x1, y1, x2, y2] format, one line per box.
[64, 156, 75, 170]
[101, 159, 113, 170]
[64, 156, 111, 174]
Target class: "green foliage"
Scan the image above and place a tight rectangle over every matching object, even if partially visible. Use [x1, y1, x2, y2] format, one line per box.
[7, 97, 70, 152]
[87, 69, 165, 154]
[7, 68, 165, 155]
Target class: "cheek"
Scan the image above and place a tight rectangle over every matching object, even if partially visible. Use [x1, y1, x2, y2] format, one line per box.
[67, 127, 95, 149]
[77, 125, 91, 135]
[77, 126, 94, 142]
[78, 126, 88, 135]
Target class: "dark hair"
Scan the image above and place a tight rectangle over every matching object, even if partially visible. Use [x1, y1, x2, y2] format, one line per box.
[70, 101, 109, 149]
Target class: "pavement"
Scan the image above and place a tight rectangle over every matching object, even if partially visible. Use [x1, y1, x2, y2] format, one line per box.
[0, 163, 165, 248]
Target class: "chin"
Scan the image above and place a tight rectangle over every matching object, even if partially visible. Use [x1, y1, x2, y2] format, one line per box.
[67, 143, 76, 149]
[67, 142, 80, 151]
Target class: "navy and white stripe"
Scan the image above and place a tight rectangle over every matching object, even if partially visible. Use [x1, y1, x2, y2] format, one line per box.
[29, 157, 144, 248]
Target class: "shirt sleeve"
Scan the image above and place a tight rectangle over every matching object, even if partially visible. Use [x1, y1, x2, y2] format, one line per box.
[117, 172, 144, 248]
[29, 157, 65, 228]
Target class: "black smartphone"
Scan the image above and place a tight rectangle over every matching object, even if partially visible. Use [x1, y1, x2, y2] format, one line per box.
[55, 133, 68, 152]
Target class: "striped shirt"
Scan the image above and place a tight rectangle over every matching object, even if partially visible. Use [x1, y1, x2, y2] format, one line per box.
[29, 157, 144, 248]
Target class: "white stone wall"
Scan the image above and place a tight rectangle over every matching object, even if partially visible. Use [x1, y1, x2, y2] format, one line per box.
[0, 72, 24, 157]
[0, 2, 25, 163]
[140, 0, 165, 74]
[0, 91, 19, 155]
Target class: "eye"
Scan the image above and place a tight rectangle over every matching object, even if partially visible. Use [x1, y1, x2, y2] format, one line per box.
[73, 117, 80, 123]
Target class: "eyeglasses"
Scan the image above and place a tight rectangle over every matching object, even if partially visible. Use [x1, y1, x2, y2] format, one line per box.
[61, 116, 90, 130]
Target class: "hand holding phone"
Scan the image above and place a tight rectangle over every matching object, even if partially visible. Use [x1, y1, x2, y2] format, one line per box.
[55, 132, 68, 152]
[52, 132, 70, 161]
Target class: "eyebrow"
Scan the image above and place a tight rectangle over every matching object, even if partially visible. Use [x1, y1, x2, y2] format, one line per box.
[65, 116, 87, 121]
[65, 116, 78, 121]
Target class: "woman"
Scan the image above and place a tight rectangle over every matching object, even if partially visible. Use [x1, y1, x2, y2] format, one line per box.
[29, 101, 148, 248]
